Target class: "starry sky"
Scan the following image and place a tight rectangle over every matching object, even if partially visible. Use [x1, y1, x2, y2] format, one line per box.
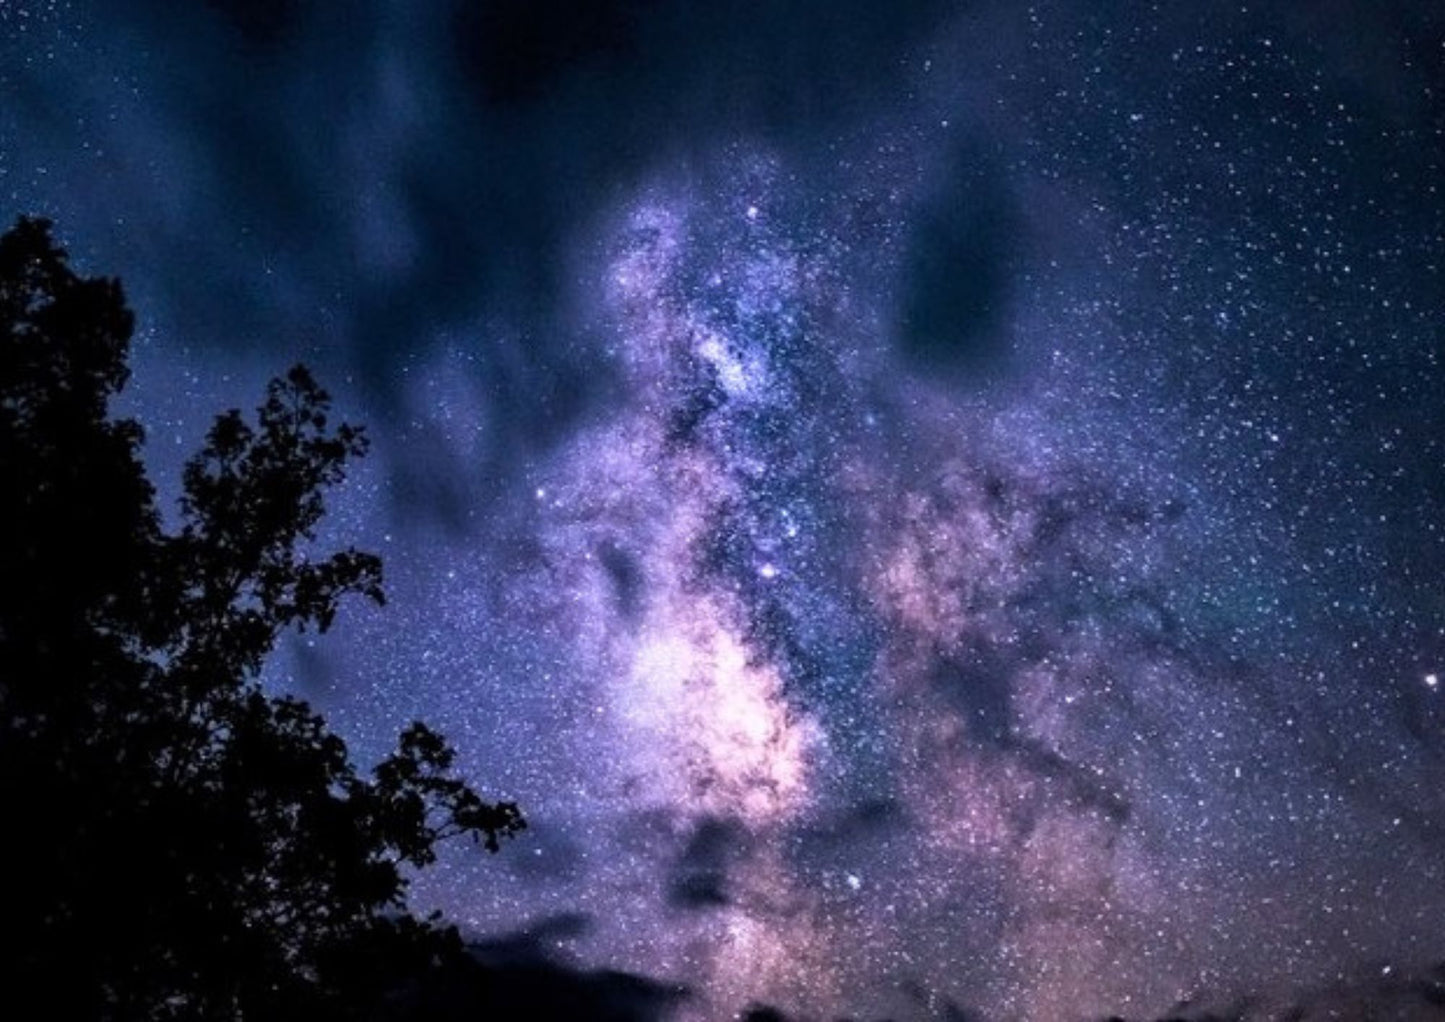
[4, 2, 1445, 1019]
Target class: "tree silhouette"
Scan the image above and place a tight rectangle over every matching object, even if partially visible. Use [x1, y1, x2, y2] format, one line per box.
[0, 217, 524, 1019]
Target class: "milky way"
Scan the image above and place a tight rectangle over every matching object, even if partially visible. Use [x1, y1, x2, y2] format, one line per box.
[6, 2, 1445, 1019]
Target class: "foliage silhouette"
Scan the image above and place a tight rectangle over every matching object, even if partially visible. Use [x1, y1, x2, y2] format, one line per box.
[0, 217, 525, 1019]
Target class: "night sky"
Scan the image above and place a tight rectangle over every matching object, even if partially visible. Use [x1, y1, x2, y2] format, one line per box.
[5, 2, 1445, 1019]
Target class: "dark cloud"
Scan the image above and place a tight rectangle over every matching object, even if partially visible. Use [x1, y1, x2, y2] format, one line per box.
[452, 0, 654, 107]
[896, 146, 1019, 379]
[598, 540, 647, 622]
[1100, 961, 1445, 1022]
[201, 0, 305, 50]
[451, 0, 953, 133]
[665, 816, 744, 909]
[1008, 740, 1131, 829]
[739, 1006, 791, 1022]
[744, 975, 987, 1022]
[790, 799, 909, 878]
[7, 0, 973, 515]
[460, 915, 689, 1022]
[13, 0, 956, 388]
[668, 871, 729, 910]
[928, 646, 1015, 746]
[469, 911, 594, 961]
